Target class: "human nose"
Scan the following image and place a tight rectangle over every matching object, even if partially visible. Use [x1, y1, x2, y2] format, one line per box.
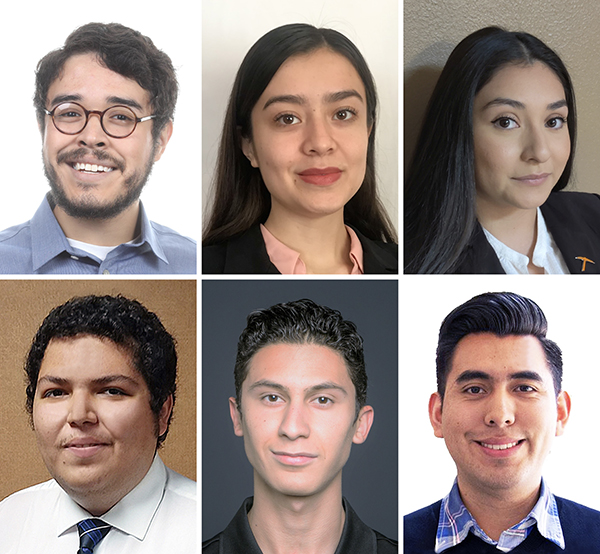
[521, 126, 550, 163]
[77, 111, 108, 148]
[302, 116, 335, 156]
[484, 390, 515, 427]
[278, 402, 310, 440]
[67, 391, 98, 426]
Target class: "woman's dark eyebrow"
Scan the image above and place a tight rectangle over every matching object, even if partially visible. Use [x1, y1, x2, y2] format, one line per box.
[482, 97, 567, 111]
[263, 89, 364, 110]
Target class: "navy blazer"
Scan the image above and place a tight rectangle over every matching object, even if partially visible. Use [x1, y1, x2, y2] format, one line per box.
[455, 191, 600, 274]
[202, 224, 398, 274]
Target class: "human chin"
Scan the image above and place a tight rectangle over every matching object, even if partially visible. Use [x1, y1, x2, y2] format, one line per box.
[43, 154, 154, 220]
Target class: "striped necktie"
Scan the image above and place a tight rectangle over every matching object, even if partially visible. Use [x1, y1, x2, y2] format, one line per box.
[76, 518, 112, 553]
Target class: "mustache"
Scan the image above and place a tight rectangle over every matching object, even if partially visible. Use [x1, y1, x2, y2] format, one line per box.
[57, 148, 125, 173]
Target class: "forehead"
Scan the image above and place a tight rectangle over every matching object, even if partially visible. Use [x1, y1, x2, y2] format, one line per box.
[475, 62, 565, 109]
[39, 335, 140, 382]
[245, 343, 353, 390]
[258, 48, 366, 104]
[46, 52, 150, 108]
[449, 333, 553, 383]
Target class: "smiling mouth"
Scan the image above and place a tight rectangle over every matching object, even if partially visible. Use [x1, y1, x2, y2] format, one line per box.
[71, 162, 115, 174]
[477, 439, 524, 450]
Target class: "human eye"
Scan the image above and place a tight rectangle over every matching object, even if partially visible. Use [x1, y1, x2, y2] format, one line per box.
[274, 113, 301, 126]
[515, 384, 536, 393]
[546, 116, 567, 129]
[55, 105, 84, 120]
[262, 393, 284, 404]
[107, 107, 136, 125]
[492, 116, 518, 130]
[463, 385, 486, 395]
[42, 388, 67, 398]
[102, 387, 127, 396]
[313, 396, 333, 406]
[333, 108, 357, 121]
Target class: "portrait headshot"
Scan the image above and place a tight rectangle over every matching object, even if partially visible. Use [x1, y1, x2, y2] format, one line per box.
[401, 277, 600, 552]
[202, 280, 398, 552]
[404, 0, 600, 273]
[0, 3, 199, 274]
[202, 0, 398, 274]
[0, 279, 196, 553]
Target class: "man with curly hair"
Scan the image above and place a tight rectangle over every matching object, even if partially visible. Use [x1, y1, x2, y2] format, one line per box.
[0, 23, 196, 274]
[0, 295, 196, 553]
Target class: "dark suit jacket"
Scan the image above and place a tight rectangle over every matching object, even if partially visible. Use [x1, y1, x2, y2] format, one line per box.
[202, 224, 398, 274]
[455, 192, 600, 274]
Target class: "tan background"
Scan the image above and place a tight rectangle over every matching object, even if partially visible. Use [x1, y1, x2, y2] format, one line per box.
[404, 0, 600, 194]
[0, 279, 196, 501]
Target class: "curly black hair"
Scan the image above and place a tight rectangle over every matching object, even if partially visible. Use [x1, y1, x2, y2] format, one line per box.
[234, 298, 367, 418]
[34, 22, 178, 142]
[25, 294, 177, 446]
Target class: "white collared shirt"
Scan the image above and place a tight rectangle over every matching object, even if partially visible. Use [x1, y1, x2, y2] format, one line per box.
[482, 208, 570, 274]
[0, 455, 196, 553]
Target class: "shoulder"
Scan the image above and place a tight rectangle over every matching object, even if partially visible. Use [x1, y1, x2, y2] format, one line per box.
[165, 466, 197, 503]
[404, 500, 441, 552]
[0, 479, 59, 521]
[374, 529, 399, 553]
[202, 532, 221, 553]
[351, 227, 398, 274]
[543, 191, 600, 218]
[0, 220, 33, 273]
[149, 220, 197, 272]
[555, 496, 600, 531]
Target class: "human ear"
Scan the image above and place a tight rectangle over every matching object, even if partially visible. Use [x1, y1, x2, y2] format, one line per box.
[429, 392, 444, 438]
[352, 405, 374, 444]
[241, 136, 259, 168]
[555, 390, 571, 436]
[153, 120, 174, 162]
[229, 396, 244, 437]
[157, 394, 174, 437]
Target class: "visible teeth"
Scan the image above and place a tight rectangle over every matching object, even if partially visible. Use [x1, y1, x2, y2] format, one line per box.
[481, 441, 520, 450]
[73, 162, 113, 173]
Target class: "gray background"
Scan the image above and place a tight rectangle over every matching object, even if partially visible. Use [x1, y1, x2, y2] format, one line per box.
[202, 279, 398, 541]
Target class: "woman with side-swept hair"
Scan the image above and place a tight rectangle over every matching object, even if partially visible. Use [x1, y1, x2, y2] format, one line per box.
[405, 26, 600, 274]
[203, 23, 397, 274]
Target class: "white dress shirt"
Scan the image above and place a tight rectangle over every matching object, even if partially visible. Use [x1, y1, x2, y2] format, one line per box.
[0, 455, 196, 553]
[482, 208, 570, 274]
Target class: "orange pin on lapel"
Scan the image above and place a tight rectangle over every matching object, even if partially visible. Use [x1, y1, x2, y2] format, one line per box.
[575, 257, 595, 272]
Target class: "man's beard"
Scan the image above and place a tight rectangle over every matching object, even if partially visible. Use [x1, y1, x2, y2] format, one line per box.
[43, 147, 156, 221]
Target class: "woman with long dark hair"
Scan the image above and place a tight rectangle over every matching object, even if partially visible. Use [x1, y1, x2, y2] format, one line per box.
[203, 23, 397, 274]
[405, 26, 600, 274]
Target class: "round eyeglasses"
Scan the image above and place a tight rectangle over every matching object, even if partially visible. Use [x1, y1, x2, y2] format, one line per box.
[44, 102, 156, 139]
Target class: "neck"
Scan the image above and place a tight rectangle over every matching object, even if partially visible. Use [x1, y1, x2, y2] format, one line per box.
[476, 200, 544, 274]
[457, 476, 541, 542]
[264, 205, 352, 274]
[249, 474, 345, 554]
[53, 202, 141, 246]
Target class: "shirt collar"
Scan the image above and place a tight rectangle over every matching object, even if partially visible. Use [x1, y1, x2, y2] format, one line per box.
[30, 195, 168, 271]
[259, 224, 364, 274]
[435, 478, 565, 552]
[220, 497, 377, 553]
[55, 455, 168, 541]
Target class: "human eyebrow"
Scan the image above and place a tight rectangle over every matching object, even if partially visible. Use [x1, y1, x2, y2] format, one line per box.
[263, 94, 307, 110]
[37, 375, 69, 387]
[324, 89, 364, 104]
[305, 381, 348, 396]
[547, 100, 568, 110]
[454, 370, 492, 383]
[482, 97, 526, 110]
[90, 375, 141, 387]
[106, 96, 144, 112]
[248, 379, 289, 393]
[49, 94, 83, 107]
[509, 371, 544, 382]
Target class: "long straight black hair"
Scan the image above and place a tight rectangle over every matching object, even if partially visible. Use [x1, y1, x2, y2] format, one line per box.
[203, 23, 397, 246]
[405, 27, 577, 274]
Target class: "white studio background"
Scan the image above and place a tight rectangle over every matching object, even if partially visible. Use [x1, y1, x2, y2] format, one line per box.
[0, 1, 200, 241]
[400, 275, 600, 516]
[202, 0, 399, 232]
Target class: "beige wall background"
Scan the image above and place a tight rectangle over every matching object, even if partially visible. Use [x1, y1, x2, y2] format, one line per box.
[0, 280, 196, 502]
[404, 0, 600, 194]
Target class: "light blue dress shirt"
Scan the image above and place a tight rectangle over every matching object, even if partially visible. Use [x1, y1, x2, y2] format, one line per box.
[0, 196, 196, 274]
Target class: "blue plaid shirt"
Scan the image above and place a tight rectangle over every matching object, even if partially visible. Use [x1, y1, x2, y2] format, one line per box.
[435, 479, 565, 552]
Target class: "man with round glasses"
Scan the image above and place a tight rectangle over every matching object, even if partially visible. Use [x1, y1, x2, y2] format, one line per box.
[0, 23, 196, 274]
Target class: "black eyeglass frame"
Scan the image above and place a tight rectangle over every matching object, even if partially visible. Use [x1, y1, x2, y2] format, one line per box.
[44, 102, 156, 139]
